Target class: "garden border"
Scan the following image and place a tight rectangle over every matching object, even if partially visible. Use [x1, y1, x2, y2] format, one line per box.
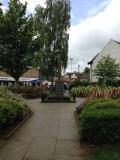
[74, 111, 80, 135]
[0, 110, 33, 149]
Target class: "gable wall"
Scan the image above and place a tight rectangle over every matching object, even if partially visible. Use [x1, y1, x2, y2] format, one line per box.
[92, 39, 120, 82]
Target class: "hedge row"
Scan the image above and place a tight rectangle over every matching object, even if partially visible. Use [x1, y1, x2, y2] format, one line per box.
[8, 86, 42, 99]
[0, 87, 30, 131]
[0, 98, 30, 130]
[80, 99, 120, 143]
[8, 86, 41, 94]
[70, 80, 90, 89]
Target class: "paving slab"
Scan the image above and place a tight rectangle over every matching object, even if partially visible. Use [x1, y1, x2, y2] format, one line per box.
[60, 113, 76, 127]
[55, 155, 82, 160]
[55, 140, 81, 156]
[58, 126, 79, 140]
[0, 98, 84, 160]
[24, 137, 56, 160]
[0, 141, 28, 160]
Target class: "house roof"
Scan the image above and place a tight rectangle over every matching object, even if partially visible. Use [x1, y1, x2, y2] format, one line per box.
[88, 39, 120, 65]
[88, 53, 99, 65]
[113, 39, 120, 45]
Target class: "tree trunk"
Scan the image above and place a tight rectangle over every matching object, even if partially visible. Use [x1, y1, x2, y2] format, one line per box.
[50, 72, 54, 93]
[58, 53, 61, 81]
[15, 78, 19, 86]
[39, 68, 41, 78]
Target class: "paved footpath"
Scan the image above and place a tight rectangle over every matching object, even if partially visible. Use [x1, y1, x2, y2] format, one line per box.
[0, 99, 83, 160]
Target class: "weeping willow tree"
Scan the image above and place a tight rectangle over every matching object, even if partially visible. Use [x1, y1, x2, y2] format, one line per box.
[34, 0, 71, 81]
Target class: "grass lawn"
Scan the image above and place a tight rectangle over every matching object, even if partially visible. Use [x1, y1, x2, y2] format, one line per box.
[85, 143, 120, 160]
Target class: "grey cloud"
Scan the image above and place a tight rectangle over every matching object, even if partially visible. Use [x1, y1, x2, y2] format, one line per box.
[67, 0, 120, 72]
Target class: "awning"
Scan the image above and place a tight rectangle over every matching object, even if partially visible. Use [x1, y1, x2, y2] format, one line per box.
[0, 76, 42, 82]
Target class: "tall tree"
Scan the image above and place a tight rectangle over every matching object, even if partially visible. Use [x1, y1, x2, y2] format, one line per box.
[94, 55, 120, 85]
[0, 0, 34, 84]
[34, 0, 71, 81]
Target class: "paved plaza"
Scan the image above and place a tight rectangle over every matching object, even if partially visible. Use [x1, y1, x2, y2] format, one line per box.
[0, 99, 83, 160]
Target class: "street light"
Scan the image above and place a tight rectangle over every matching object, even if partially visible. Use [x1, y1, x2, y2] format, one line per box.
[78, 64, 80, 73]
[70, 58, 73, 74]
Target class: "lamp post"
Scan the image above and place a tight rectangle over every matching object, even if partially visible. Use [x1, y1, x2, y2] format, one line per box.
[78, 64, 80, 73]
[70, 58, 73, 74]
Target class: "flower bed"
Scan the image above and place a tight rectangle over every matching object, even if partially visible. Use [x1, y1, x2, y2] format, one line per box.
[70, 86, 93, 98]
[71, 86, 120, 99]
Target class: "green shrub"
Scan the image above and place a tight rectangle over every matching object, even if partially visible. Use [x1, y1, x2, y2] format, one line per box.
[8, 86, 41, 98]
[70, 80, 90, 89]
[80, 99, 120, 143]
[0, 98, 30, 130]
[8, 86, 41, 94]
[70, 86, 92, 97]
[0, 86, 22, 101]
[85, 144, 120, 160]
[99, 79, 120, 87]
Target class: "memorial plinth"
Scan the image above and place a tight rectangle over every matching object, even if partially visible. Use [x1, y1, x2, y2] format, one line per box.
[41, 81, 75, 103]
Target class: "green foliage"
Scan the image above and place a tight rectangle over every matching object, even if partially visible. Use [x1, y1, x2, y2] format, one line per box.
[8, 86, 41, 98]
[85, 143, 120, 160]
[0, 86, 30, 130]
[8, 86, 41, 94]
[70, 80, 90, 89]
[0, 98, 29, 130]
[105, 79, 120, 87]
[0, 86, 23, 102]
[71, 85, 120, 99]
[80, 99, 120, 143]
[0, 0, 34, 83]
[94, 55, 120, 85]
[70, 86, 92, 97]
[34, 0, 71, 80]
[83, 67, 90, 74]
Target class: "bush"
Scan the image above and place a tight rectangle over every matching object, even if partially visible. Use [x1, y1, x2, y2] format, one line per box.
[99, 79, 120, 87]
[70, 86, 92, 97]
[85, 142, 120, 160]
[8, 86, 41, 94]
[0, 98, 30, 130]
[70, 80, 90, 89]
[0, 86, 23, 102]
[80, 99, 120, 143]
[8, 86, 41, 99]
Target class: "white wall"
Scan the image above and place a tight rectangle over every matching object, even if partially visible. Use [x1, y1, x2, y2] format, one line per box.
[91, 39, 120, 82]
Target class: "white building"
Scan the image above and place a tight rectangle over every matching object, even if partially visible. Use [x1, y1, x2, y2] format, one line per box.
[88, 39, 120, 82]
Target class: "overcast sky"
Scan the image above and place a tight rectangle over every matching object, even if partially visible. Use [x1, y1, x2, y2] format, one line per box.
[2, 0, 120, 72]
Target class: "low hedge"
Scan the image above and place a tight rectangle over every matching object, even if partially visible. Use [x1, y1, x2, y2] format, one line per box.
[80, 99, 120, 143]
[70, 80, 90, 89]
[0, 98, 30, 131]
[8, 86, 42, 99]
[8, 86, 41, 94]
